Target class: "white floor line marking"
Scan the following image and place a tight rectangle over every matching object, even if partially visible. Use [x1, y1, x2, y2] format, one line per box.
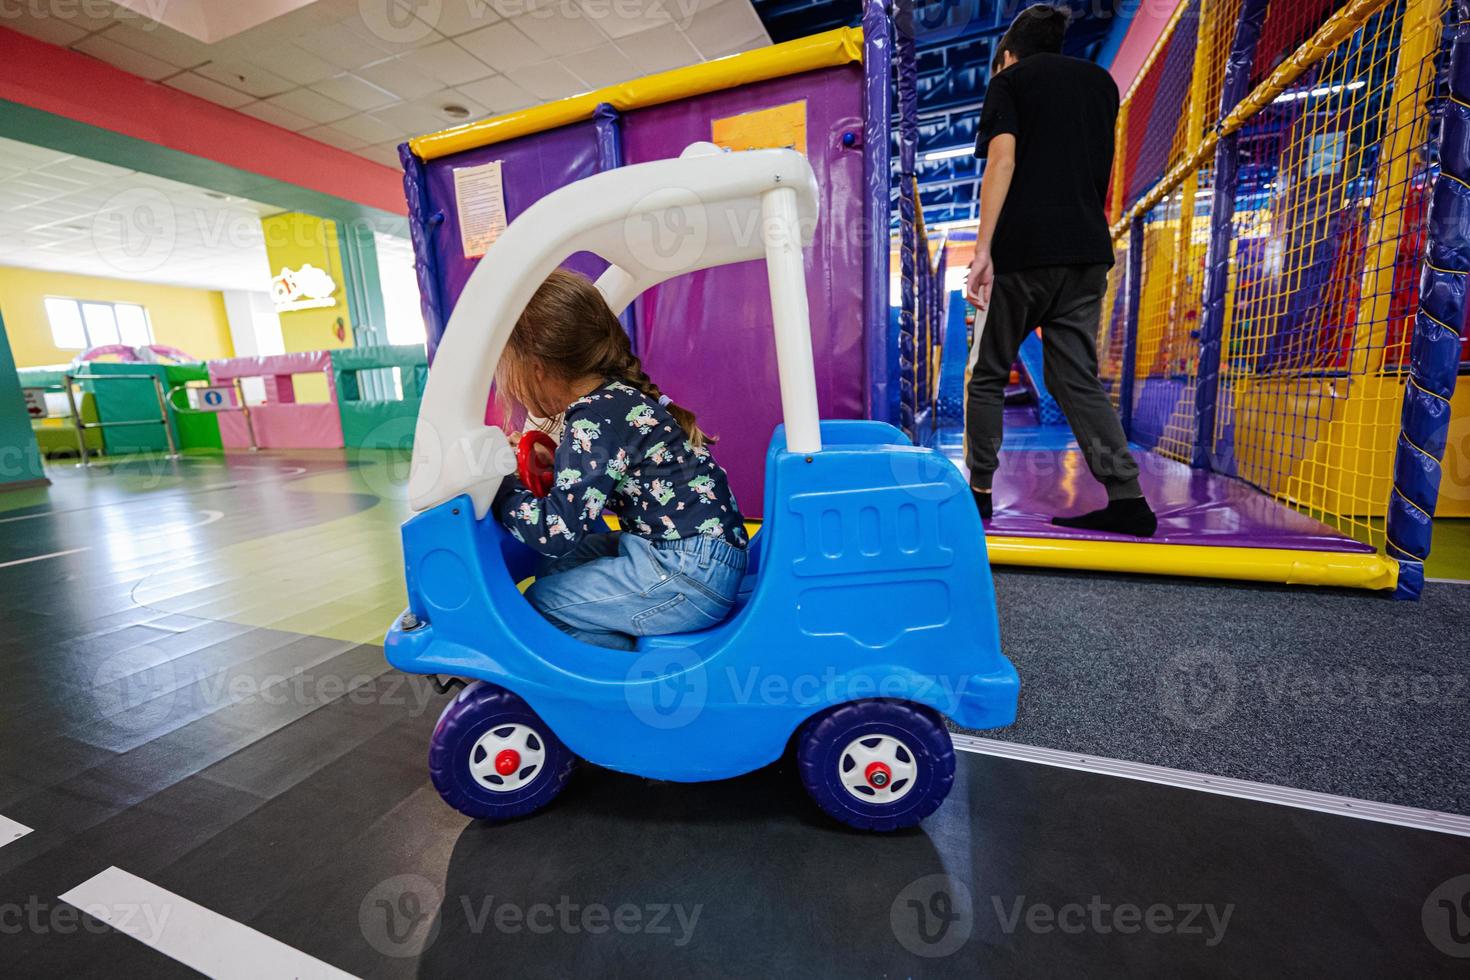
[130, 510, 226, 538]
[0, 511, 52, 524]
[59, 867, 358, 980]
[0, 814, 32, 848]
[0, 547, 89, 569]
[1426, 577, 1470, 585]
[952, 735, 1470, 838]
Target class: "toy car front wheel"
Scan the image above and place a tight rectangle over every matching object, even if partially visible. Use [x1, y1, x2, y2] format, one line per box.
[429, 681, 576, 821]
[797, 699, 955, 832]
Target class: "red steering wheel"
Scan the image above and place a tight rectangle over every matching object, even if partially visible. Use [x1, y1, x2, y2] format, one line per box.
[516, 430, 558, 497]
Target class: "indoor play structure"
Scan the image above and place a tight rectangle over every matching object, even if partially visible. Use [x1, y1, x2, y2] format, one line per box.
[395, 0, 1463, 599]
[18, 343, 427, 457]
[386, 143, 1018, 830]
[1072, 0, 1470, 599]
[396, 0, 1464, 602]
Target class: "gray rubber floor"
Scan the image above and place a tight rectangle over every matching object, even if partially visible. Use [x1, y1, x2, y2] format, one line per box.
[976, 568, 1470, 814]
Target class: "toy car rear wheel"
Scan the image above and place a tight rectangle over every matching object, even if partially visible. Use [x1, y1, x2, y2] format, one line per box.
[429, 681, 576, 821]
[796, 699, 955, 832]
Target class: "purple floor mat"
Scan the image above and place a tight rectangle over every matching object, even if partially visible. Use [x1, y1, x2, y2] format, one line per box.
[940, 421, 1375, 554]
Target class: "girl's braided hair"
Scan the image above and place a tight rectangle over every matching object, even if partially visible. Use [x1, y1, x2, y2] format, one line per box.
[499, 269, 715, 447]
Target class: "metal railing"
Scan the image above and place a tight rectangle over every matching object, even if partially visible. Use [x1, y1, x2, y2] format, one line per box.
[64, 372, 178, 465]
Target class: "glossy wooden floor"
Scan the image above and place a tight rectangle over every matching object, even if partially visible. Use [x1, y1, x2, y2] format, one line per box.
[0, 454, 1465, 977]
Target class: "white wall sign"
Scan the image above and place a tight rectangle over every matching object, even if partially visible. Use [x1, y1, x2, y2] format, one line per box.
[22, 388, 46, 419]
[453, 160, 508, 259]
[192, 385, 238, 412]
[271, 263, 337, 312]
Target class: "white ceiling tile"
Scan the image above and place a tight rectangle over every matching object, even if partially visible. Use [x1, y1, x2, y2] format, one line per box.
[558, 44, 634, 89]
[164, 71, 258, 109]
[265, 87, 356, 124]
[509, 7, 606, 56]
[241, 42, 341, 86]
[614, 23, 699, 74]
[426, 0, 502, 36]
[574, 0, 672, 39]
[195, 60, 295, 98]
[102, 23, 214, 68]
[333, 112, 401, 145]
[0, 135, 292, 293]
[300, 21, 393, 69]
[456, 21, 548, 73]
[311, 73, 402, 111]
[3, 16, 88, 46]
[357, 57, 444, 100]
[398, 39, 494, 86]
[358, 141, 410, 167]
[454, 74, 534, 114]
[300, 123, 370, 151]
[48, 3, 128, 33]
[489, 0, 560, 15]
[49, 157, 132, 181]
[236, 100, 316, 132]
[71, 34, 180, 81]
[700, 31, 766, 60]
[372, 91, 489, 135]
[680, 0, 767, 58]
[502, 59, 587, 101]
[339, 10, 443, 54]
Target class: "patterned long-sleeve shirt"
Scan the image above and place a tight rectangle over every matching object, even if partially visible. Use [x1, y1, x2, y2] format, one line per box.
[494, 379, 748, 558]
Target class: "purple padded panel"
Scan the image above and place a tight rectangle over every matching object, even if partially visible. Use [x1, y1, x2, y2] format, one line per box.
[946, 410, 1374, 553]
[620, 65, 868, 516]
[422, 121, 609, 324]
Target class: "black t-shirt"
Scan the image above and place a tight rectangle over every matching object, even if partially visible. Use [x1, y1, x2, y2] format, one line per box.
[974, 53, 1119, 273]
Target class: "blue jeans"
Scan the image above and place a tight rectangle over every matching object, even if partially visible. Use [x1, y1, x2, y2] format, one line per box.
[525, 532, 749, 651]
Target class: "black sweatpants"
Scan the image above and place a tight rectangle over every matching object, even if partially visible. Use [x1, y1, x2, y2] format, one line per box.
[965, 264, 1142, 500]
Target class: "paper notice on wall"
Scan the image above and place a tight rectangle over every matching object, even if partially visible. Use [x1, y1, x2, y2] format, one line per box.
[711, 100, 808, 157]
[453, 161, 508, 259]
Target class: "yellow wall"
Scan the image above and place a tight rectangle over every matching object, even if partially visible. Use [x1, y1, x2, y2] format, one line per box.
[0, 266, 234, 368]
[261, 212, 349, 403]
[261, 212, 350, 354]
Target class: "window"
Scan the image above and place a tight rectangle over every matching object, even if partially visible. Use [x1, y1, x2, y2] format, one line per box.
[45, 298, 154, 350]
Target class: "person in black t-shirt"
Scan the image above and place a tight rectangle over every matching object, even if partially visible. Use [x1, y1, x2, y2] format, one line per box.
[964, 4, 1156, 537]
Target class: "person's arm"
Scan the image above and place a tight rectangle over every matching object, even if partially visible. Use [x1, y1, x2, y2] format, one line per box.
[967, 133, 1016, 311]
[494, 421, 623, 558]
[968, 74, 1021, 310]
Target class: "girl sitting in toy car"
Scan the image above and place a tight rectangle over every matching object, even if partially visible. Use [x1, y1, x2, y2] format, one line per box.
[493, 269, 749, 650]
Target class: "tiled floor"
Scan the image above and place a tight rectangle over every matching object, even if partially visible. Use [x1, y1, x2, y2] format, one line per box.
[0, 452, 1465, 976]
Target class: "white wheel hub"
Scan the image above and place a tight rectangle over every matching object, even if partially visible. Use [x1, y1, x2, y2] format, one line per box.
[838, 733, 919, 804]
[469, 723, 546, 793]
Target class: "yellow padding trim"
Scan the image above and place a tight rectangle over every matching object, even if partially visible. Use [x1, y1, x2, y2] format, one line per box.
[984, 536, 1399, 590]
[409, 28, 864, 161]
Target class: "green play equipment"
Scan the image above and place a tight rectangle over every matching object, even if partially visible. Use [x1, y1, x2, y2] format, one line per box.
[18, 366, 103, 459]
[162, 362, 224, 453]
[77, 361, 177, 455]
[331, 344, 426, 450]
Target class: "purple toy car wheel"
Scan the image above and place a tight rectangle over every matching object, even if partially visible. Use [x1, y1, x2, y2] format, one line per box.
[429, 681, 576, 821]
[797, 699, 955, 831]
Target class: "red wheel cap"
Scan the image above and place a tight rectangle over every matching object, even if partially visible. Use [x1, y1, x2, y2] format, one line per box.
[495, 749, 521, 776]
[865, 761, 892, 788]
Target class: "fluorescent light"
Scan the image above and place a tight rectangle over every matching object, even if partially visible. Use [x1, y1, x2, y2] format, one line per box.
[1274, 80, 1366, 103]
[924, 145, 974, 161]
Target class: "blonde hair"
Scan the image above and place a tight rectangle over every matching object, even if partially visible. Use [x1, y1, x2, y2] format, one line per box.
[498, 269, 715, 446]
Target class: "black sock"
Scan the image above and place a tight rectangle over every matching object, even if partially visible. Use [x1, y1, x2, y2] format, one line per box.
[1052, 497, 1157, 537]
[972, 488, 993, 521]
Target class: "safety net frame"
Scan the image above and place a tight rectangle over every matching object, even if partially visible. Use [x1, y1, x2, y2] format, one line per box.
[1098, 0, 1468, 597]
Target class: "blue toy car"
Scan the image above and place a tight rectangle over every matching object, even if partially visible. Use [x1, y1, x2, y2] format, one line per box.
[386, 144, 1019, 831]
